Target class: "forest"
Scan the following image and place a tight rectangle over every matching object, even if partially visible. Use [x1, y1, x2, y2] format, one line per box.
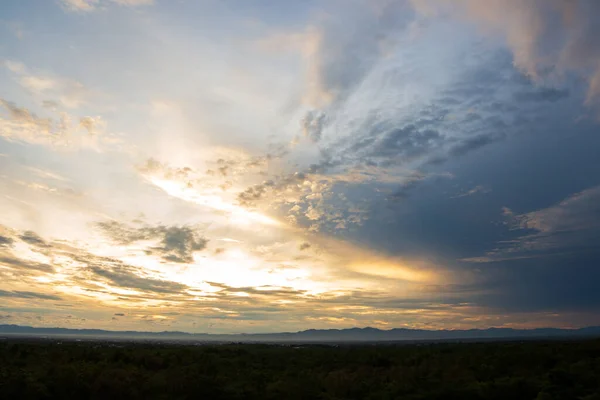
[1, 338, 600, 400]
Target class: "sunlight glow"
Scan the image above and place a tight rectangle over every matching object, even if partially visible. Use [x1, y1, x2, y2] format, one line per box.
[147, 177, 280, 227]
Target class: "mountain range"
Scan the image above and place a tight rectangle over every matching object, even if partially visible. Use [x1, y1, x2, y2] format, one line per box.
[2, 324, 600, 343]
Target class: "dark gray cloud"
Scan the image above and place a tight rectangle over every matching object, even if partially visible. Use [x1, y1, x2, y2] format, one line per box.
[448, 132, 506, 157]
[19, 231, 49, 247]
[0, 235, 13, 247]
[155, 226, 208, 263]
[0, 256, 55, 273]
[237, 183, 270, 207]
[340, 107, 600, 316]
[96, 221, 208, 263]
[388, 173, 428, 201]
[89, 263, 189, 295]
[0, 289, 62, 300]
[300, 110, 327, 142]
[356, 125, 445, 167]
[299, 242, 311, 251]
[513, 87, 570, 103]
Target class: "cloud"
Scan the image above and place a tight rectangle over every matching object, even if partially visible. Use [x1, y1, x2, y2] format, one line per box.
[0, 290, 62, 301]
[138, 153, 270, 193]
[0, 99, 52, 135]
[513, 87, 570, 103]
[361, 125, 445, 166]
[452, 185, 490, 199]
[114, 0, 153, 5]
[0, 98, 108, 149]
[306, 2, 413, 108]
[300, 110, 327, 142]
[0, 235, 14, 247]
[388, 174, 428, 201]
[4, 61, 90, 109]
[299, 242, 311, 251]
[78, 116, 106, 134]
[60, 0, 153, 13]
[157, 225, 209, 263]
[0, 256, 55, 274]
[242, 7, 577, 237]
[19, 231, 49, 247]
[448, 132, 506, 157]
[60, 0, 99, 12]
[256, 1, 415, 147]
[96, 221, 208, 263]
[260, 46, 555, 233]
[1, 21, 25, 40]
[89, 264, 189, 294]
[1, 227, 196, 301]
[463, 186, 600, 263]
[205, 282, 307, 299]
[514, 187, 600, 234]
[411, 0, 600, 111]
[2, 0, 600, 331]
[235, 168, 371, 232]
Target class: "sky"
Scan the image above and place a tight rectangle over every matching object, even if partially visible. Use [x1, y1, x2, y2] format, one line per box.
[1, 0, 600, 334]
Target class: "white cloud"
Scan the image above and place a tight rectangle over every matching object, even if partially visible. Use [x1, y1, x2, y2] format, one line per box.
[60, 0, 153, 12]
[4, 61, 90, 109]
[79, 116, 106, 134]
[113, 0, 153, 6]
[4, 61, 26, 74]
[60, 0, 99, 12]
[0, 99, 109, 150]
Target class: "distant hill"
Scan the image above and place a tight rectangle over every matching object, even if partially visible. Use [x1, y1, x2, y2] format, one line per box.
[2, 324, 600, 343]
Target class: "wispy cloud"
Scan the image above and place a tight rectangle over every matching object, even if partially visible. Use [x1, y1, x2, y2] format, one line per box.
[0, 289, 62, 301]
[463, 186, 600, 263]
[5, 61, 91, 109]
[60, 0, 153, 13]
[452, 185, 490, 199]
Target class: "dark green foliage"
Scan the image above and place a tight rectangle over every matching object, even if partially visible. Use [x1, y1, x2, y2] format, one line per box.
[0, 339, 599, 399]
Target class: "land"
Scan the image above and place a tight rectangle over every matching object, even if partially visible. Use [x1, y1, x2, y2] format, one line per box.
[2, 324, 600, 342]
[1, 336, 600, 399]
